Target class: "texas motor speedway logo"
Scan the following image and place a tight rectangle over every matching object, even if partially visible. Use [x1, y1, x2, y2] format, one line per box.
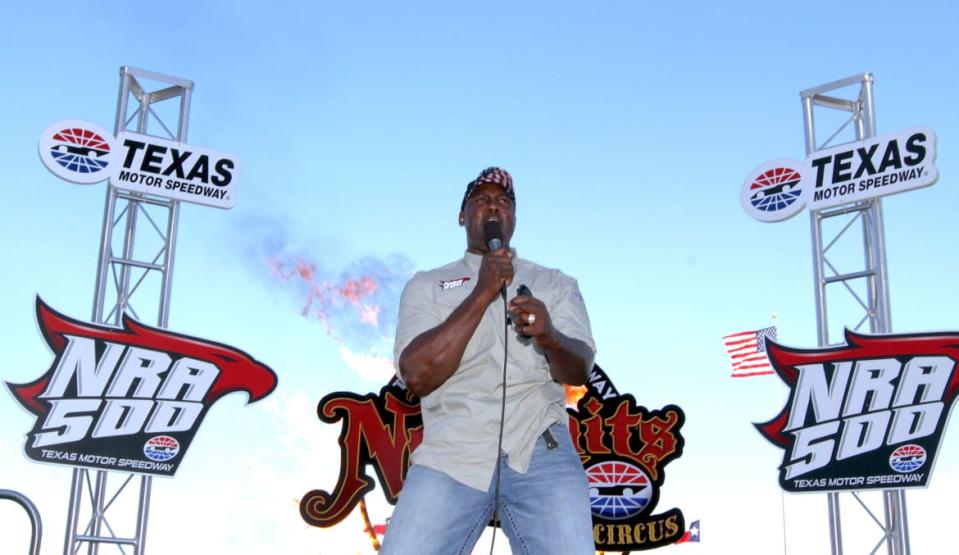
[38, 120, 117, 184]
[805, 126, 937, 210]
[7, 298, 277, 476]
[111, 131, 239, 209]
[756, 330, 959, 493]
[38, 119, 240, 209]
[740, 159, 806, 223]
[741, 126, 938, 222]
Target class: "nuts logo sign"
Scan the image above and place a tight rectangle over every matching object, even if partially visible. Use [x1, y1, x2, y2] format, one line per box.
[756, 330, 959, 492]
[300, 365, 686, 551]
[7, 298, 278, 476]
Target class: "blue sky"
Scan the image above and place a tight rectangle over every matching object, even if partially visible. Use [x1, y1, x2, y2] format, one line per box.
[2, 1, 958, 553]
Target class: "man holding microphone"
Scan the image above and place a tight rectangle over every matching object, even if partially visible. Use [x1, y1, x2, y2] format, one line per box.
[381, 167, 596, 554]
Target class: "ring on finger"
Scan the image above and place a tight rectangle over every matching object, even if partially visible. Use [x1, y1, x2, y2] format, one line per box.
[527, 313, 536, 325]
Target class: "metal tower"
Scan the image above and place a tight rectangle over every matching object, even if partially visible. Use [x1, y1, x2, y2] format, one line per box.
[800, 72, 910, 555]
[63, 66, 193, 555]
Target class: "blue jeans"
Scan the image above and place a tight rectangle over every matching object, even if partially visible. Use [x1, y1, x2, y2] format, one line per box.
[380, 422, 595, 554]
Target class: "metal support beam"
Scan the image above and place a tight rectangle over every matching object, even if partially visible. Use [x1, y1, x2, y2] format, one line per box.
[800, 72, 909, 555]
[1, 489, 43, 555]
[63, 66, 193, 555]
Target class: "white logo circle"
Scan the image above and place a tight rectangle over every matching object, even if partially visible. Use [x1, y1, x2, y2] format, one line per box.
[740, 159, 808, 223]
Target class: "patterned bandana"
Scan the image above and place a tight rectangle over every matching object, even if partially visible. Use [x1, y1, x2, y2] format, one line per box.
[461, 167, 515, 211]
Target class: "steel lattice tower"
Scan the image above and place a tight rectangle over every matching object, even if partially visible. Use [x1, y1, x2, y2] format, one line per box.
[801, 72, 910, 555]
[63, 66, 193, 555]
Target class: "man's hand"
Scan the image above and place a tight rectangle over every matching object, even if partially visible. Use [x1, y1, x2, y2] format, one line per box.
[476, 248, 514, 302]
[508, 291, 551, 344]
[509, 289, 593, 386]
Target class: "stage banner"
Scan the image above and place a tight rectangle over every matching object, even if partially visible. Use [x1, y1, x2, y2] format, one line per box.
[300, 364, 687, 551]
[7, 298, 277, 477]
[756, 329, 959, 493]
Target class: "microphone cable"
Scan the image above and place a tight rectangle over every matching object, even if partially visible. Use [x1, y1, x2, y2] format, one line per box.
[488, 286, 509, 555]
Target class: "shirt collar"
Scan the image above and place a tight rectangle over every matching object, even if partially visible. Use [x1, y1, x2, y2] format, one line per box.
[463, 249, 518, 273]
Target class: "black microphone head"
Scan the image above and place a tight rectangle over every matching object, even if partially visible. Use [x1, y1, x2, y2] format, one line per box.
[483, 219, 503, 251]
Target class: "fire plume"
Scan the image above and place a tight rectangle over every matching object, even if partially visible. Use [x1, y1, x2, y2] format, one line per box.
[265, 252, 412, 382]
[565, 384, 587, 408]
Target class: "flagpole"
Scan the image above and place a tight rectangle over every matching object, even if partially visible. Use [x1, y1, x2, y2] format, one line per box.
[358, 497, 381, 551]
[772, 313, 788, 555]
[723, 319, 787, 552]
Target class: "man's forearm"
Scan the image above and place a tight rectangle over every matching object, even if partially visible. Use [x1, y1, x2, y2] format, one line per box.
[399, 290, 492, 397]
[539, 331, 594, 386]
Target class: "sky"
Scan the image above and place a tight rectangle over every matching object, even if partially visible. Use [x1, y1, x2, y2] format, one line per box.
[2, 1, 959, 553]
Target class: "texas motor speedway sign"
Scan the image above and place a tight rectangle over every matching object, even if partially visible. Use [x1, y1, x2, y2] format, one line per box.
[38, 119, 239, 209]
[111, 131, 238, 208]
[741, 126, 938, 222]
[7, 299, 277, 476]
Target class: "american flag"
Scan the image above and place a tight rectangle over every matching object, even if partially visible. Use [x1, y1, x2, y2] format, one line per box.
[723, 326, 776, 378]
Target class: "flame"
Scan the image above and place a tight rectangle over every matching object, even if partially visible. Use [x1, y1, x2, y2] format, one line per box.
[341, 276, 377, 303]
[297, 261, 315, 281]
[265, 252, 412, 382]
[565, 384, 587, 408]
[268, 258, 385, 331]
[358, 304, 381, 327]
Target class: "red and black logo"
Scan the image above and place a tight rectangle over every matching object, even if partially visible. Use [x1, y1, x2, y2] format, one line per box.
[300, 365, 686, 551]
[756, 330, 959, 492]
[748, 167, 803, 213]
[7, 298, 278, 476]
[49, 126, 112, 175]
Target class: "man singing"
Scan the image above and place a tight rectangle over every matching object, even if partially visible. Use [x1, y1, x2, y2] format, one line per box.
[380, 167, 596, 554]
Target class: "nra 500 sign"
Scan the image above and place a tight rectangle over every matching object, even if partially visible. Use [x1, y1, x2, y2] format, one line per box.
[741, 126, 938, 222]
[756, 330, 958, 493]
[7, 299, 277, 476]
[39, 119, 240, 209]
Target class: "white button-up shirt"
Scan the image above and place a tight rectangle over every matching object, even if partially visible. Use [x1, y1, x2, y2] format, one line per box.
[394, 251, 595, 491]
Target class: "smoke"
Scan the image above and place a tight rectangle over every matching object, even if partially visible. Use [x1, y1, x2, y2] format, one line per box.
[265, 252, 413, 382]
[240, 214, 413, 383]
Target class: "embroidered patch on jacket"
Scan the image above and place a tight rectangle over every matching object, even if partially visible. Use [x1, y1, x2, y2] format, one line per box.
[439, 277, 471, 290]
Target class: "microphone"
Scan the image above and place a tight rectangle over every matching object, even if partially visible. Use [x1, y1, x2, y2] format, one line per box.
[514, 284, 531, 336]
[483, 219, 507, 301]
[483, 219, 503, 252]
